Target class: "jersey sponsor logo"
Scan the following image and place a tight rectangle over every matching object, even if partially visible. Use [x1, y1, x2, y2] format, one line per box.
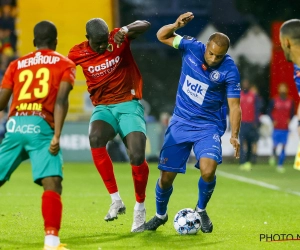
[17, 52, 60, 69]
[6, 118, 41, 134]
[16, 102, 43, 111]
[188, 57, 197, 67]
[209, 70, 220, 81]
[182, 75, 208, 105]
[87, 56, 120, 74]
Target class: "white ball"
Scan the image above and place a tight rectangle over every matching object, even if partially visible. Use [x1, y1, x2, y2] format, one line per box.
[173, 208, 201, 235]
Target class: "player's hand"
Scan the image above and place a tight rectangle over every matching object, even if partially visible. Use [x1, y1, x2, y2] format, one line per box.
[174, 12, 194, 29]
[49, 135, 60, 156]
[230, 137, 240, 159]
[114, 28, 127, 48]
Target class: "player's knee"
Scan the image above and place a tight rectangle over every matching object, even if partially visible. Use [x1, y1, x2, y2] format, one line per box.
[89, 134, 107, 148]
[42, 177, 62, 195]
[201, 171, 215, 182]
[129, 152, 145, 166]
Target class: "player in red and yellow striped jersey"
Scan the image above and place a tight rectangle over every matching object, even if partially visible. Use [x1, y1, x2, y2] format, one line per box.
[68, 18, 150, 232]
[0, 21, 75, 250]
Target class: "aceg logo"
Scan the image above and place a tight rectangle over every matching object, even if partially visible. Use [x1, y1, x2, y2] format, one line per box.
[88, 56, 120, 73]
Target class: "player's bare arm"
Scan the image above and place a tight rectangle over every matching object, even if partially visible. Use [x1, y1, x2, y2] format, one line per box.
[114, 20, 151, 46]
[49, 81, 73, 155]
[228, 97, 241, 159]
[156, 12, 194, 47]
[0, 88, 12, 111]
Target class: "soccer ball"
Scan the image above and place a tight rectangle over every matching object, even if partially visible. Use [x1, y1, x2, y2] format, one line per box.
[173, 208, 201, 235]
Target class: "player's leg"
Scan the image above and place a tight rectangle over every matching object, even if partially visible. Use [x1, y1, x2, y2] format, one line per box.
[25, 116, 67, 249]
[269, 130, 279, 167]
[123, 132, 149, 232]
[0, 117, 29, 187]
[145, 120, 193, 231]
[117, 100, 148, 232]
[89, 106, 125, 221]
[276, 130, 289, 173]
[194, 130, 222, 233]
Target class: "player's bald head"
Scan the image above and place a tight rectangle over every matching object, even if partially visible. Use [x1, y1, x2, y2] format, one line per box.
[86, 18, 109, 38]
[280, 19, 300, 45]
[208, 32, 230, 51]
[34, 21, 57, 48]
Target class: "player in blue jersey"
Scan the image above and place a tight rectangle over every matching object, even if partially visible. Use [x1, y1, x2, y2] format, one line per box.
[145, 12, 241, 233]
[280, 20, 300, 136]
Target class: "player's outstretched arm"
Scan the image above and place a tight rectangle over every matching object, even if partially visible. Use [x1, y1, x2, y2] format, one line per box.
[114, 20, 151, 46]
[157, 12, 194, 47]
[228, 97, 241, 159]
[49, 81, 73, 155]
[0, 88, 12, 111]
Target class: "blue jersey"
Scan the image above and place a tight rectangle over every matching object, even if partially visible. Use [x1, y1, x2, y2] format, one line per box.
[294, 64, 300, 94]
[172, 36, 241, 135]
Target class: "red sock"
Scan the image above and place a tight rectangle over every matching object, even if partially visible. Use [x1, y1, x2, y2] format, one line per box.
[131, 160, 149, 203]
[42, 191, 62, 236]
[91, 147, 118, 194]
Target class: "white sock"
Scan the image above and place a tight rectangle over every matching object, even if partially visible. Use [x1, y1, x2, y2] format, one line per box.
[44, 235, 60, 247]
[110, 192, 122, 202]
[195, 206, 205, 212]
[134, 202, 145, 211]
[156, 212, 167, 219]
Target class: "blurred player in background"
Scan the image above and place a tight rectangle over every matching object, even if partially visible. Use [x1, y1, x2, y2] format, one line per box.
[68, 18, 151, 232]
[0, 21, 75, 250]
[268, 83, 294, 173]
[239, 78, 261, 171]
[144, 12, 241, 233]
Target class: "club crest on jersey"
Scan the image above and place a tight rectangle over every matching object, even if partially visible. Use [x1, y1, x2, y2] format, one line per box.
[182, 75, 208, 105]
[209, 70, 220, 81]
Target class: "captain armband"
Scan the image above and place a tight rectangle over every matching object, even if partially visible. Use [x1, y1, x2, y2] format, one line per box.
[173, 35, 183, 49]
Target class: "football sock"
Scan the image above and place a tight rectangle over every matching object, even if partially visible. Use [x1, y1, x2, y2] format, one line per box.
[278, 148, 286, 166]
[155, 179, 173, 216]
[156, 213, 167, 219]
[91, 147, 118, 194]
[110, 192, 122, 202]
[198, 176, 216, 209]
[134, 201, 145, 211]
[42, 191, 62, 239]
[44, 235, 60, 247]
[131, 160, 149, 203]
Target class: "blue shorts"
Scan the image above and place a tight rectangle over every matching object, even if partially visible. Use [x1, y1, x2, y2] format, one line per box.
[272, 129, 289, 146]
[158, 120, 222, 174]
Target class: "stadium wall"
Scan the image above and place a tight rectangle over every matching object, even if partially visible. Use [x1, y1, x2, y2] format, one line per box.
[16, 0, 115, 81]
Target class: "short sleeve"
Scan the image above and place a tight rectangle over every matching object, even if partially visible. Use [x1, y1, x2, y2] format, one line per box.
[226, 65, 241, 98]
[61, 61, 76, 86]
[178, 36, 205, 54]
[0, 61, 15, 90]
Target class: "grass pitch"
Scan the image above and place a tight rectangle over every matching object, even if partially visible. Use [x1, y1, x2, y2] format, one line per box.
[1, 161, 300, 250]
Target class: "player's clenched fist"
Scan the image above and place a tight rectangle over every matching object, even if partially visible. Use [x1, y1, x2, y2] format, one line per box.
[114, 27, 128, 48]
[49, 135, 60, 155]
[174, 12, 194, 29]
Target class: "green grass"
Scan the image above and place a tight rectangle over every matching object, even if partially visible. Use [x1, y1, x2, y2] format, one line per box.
[1, 162, 300, 250]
